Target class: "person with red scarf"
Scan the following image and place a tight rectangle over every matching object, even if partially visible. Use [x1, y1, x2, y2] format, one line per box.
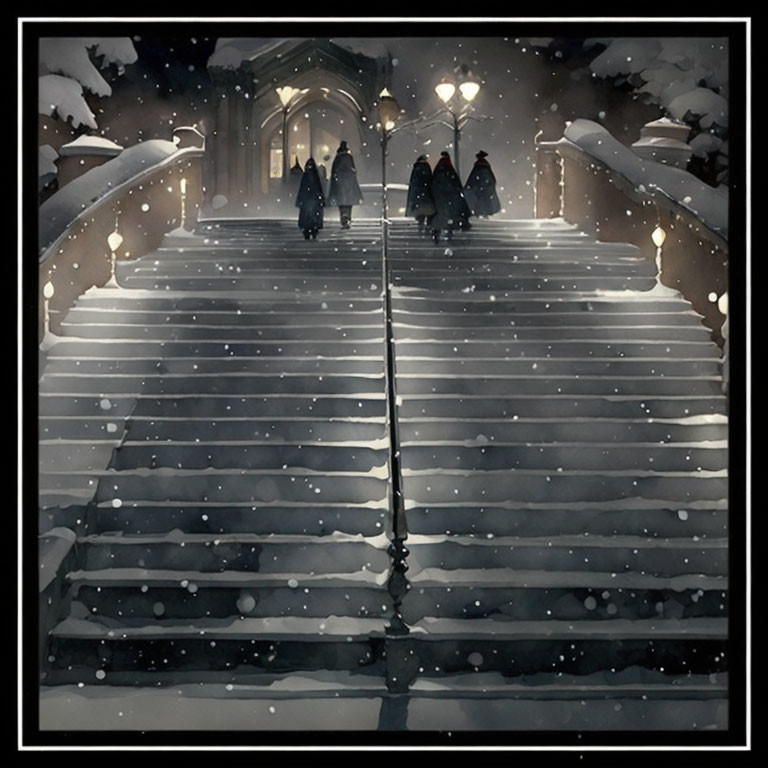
[429, 151, 471, 244]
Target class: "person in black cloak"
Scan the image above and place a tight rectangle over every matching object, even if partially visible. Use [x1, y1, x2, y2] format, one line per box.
[429, 151, 472, 244]
[327, 140, 363, 229]
[406, 155, 436, 233]
[295, 157, 325, 240]
[463, 150, 501, 217]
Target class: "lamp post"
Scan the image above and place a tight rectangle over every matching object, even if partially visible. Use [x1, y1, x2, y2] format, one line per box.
[275, 86, 308, 184]
[106, 229, 124, 288]
[434, 76, 481, 181]
[378, 88, 400, 225]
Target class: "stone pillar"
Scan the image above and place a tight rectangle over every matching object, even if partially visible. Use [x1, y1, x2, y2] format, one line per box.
[535, 146, 562, 219]
[232, 94, 248, 205]
[214, 87, 230, 202]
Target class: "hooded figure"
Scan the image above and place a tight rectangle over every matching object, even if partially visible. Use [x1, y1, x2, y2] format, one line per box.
[406, 155, 436, 232]
[295, 157, 325, 240]
[463, 150, 501, 217]
[327, 140, 363, 229]
[429, 151, 471, 243]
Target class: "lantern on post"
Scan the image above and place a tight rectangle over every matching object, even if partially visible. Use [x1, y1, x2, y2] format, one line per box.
[42, 281, 54, 335]
[106, 229, 124, 288]
[378, 88, 401, 224]
[180, 177, 188, 230]
[651, 224, 666, 279]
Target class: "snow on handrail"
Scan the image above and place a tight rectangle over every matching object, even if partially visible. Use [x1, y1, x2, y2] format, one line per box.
[39, 143, 204, 264]
[539, 119, 727, 246]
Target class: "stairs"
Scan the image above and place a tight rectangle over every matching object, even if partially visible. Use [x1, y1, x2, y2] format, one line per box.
[40, 219, 393, 691]
[39, 217, 728, 730]
[388, 219, 727, 717]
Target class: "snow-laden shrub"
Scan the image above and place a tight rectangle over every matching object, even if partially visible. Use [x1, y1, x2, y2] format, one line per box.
[38, 37, 137, 130]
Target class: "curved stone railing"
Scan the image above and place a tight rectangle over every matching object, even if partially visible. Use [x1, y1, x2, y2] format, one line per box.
[535, 120, 728, 344]
[38, 144, 205, 340]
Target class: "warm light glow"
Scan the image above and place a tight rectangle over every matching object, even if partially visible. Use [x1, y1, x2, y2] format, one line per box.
[651, 225, 666, 248]
[180, 178, 187, 195]
[378, 88, 400, 127]
[718, 292, 728, 316]
[276, 86, 302, 108]
[459, 81, 481, 102]
[435, 82, 456, 103]
[43, 281, 54, 299]
[108, 231, 124, 253]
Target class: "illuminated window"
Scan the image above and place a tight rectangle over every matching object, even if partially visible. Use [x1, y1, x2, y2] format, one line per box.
[270, 148, 283, 178]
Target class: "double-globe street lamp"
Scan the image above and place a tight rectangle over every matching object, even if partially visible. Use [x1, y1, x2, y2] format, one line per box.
[433, 77, 482, 182]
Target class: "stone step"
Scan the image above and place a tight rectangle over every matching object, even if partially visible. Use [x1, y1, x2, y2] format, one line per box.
[390, 262, 655, 276]
[41, 363, 385, 388]
[395, 375, 724, 397]
[75, 294, 383, 313]
[46, 338, 384, 359]
[70, 582, 392, 621]
[47, 614, 388, 674]
[390, 276, 658, 291]
[393, 311, 702, 329]
[403, 534, 727, 576]
[394, 357, 720, 376]
[391, 297, 691, 314]
[399, 442, 727, 471]
[89, 503, 390, 536]
[40, 441, 386, 474]
[40, 417, 388, 443]
[107, 443, 388, 472]
[116, 276, 384, 292]
[394, 324, 713, 341]
[394, 340, 720, 359]
[401, 580, 726, 622]
[404, 503, 726, 537]
[41, 470, 391, 505]
[58, 324, 385, 342]
[41, 372, 384, 395]
[141, 255, 383, 269]
[65, 310, 385, 333]
[397, 396, 725, 420]
[401, 469, 726, 504]
[398, 417, 727, 443]
[76, 532, 391, 574]
[39, 394, 386, 419]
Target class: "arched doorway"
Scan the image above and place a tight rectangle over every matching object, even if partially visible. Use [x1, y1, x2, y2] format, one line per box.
[207, 38, 390, 215]
[261, 98, 363, 203]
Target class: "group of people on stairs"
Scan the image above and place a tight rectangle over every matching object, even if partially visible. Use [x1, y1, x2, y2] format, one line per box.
[295, 141, 500, 243]
[295, 140, 362, 240]
[407, 150, 501, 243]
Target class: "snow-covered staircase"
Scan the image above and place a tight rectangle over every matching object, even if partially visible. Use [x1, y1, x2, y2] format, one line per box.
[387, 218, 728, 727]
[39, 217, 728, 729]
[40, 219, 395, 691]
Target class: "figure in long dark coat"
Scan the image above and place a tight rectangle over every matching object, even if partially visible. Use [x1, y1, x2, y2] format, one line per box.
[429, 151, 471, 244]
[295, 157, 325, 240]
[327, 140, 363, 229]
[406, 155, 436, 233]
[463, 150, 501, 217]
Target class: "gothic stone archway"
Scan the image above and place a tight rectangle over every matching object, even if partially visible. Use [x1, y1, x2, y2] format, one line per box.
[207, 38, 391, 215]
